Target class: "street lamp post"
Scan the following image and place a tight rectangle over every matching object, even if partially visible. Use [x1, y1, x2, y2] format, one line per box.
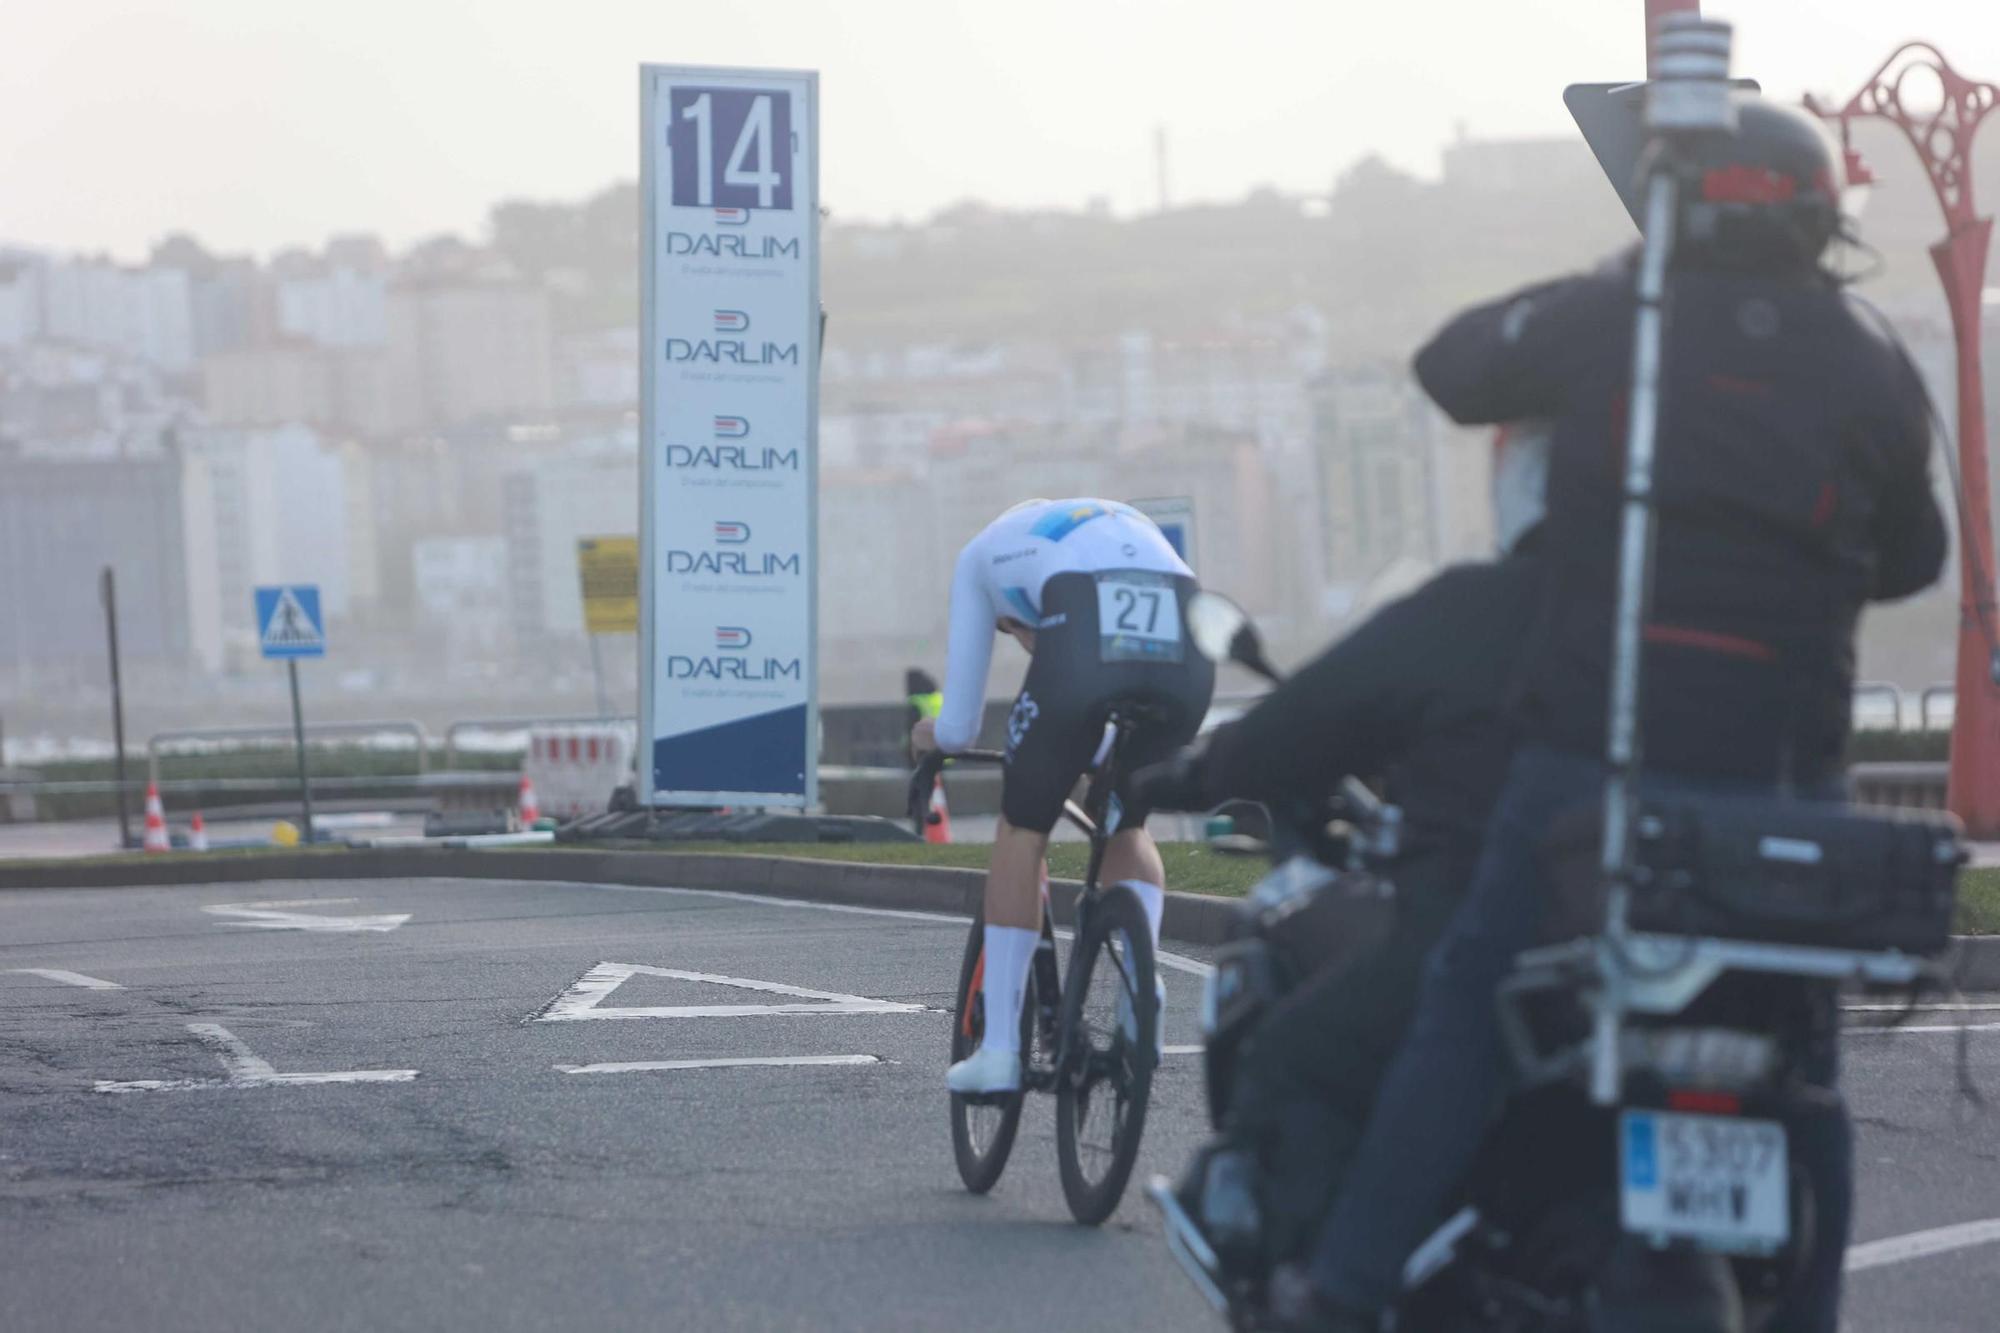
[1809, 49, 2000, 834]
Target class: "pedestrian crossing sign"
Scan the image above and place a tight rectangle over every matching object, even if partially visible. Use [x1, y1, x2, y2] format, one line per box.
[255, 585, 326, 660]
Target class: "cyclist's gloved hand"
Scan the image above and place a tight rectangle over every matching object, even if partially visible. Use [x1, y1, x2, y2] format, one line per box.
[1132, 743, 1214, 813]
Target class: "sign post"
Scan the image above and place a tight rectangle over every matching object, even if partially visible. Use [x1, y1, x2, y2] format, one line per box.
[254, 585, 326, 840]
[639, 64, 820, 809]
[577, 536, 640, 717]
[99, 567, 132, 849]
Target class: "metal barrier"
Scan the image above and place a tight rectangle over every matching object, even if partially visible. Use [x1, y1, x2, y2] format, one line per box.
[147, 719, 432, 783]
[442, 715, 636, 770]
[1921, 685, 1956, 731]
[1851, 681, 1905, 731]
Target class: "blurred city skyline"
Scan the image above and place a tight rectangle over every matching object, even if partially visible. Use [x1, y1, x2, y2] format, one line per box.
[6, 0, 1998, 260]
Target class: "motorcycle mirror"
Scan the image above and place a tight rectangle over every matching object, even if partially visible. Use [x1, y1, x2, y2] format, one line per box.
[1187, 591, 1282, 683]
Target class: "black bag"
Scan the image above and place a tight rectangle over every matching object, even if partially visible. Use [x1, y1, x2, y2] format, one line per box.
[1541, 797, 1962, 956]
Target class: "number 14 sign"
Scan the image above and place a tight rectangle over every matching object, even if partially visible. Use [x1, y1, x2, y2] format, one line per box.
[667, 85, 795, 211]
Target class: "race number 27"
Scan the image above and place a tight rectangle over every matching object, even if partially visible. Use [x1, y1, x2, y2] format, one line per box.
[668, 87, 794, 211]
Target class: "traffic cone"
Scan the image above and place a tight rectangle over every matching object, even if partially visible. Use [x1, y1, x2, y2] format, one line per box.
[189, 811, 209, 852]
[142, 783, 170, 853]
[924, 777, 952, 844]
[518, 773, 542, 827]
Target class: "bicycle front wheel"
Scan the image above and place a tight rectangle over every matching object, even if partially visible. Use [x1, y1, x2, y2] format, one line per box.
[948, 910, 1032, 1194]
[1055, 886, 1158, 1225]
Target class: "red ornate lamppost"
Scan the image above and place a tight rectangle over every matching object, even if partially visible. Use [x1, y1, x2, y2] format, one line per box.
[1808, 50, 2000, 833]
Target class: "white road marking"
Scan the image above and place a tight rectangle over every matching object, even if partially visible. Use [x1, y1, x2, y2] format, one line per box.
[1845, 1022, 2000, 1036]
[5, 968, 124, 990]
[1163, 1044, 1203, 1056]
[534, 962, 926, 1022]
[94, 1022, 418, 1093]
[203, 899, 410, 933]
[557, 1055, 883, 1075]
[576, 881, 1217, 977]
[1847, 1219, 2000, 1273]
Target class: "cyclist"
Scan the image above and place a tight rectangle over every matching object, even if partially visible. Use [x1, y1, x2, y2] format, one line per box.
[912, 498, 1216, 1094]
[1285, 97, 1946, 1333]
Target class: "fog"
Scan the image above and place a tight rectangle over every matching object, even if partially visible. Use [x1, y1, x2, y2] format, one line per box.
[0, 1, 1993, 760]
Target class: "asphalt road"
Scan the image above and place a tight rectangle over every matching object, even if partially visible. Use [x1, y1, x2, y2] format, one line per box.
[1, 876, 1996, 1332]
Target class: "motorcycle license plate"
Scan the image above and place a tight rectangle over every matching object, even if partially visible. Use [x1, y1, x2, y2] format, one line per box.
[1620, 1110, 1789, 1253]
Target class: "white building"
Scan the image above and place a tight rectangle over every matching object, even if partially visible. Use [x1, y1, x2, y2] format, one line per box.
[39, 260, 195, 370]
[0, 257, 42, 347]
[276, 269, 388, 348]
[501, 442, 639, 640]
[180, 425, 352, 671]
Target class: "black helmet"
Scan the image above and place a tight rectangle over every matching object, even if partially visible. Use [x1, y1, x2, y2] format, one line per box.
[1678, 96, 1844, 274]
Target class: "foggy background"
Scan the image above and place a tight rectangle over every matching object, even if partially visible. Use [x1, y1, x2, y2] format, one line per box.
[0, 1, 1992, 761]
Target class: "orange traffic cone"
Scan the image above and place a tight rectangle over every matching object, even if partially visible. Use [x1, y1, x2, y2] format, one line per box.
[924, 777, 952, 844]
[142, 782, 170, 853]
[189, 811, 209, 852]
[518, 773, 542, 827]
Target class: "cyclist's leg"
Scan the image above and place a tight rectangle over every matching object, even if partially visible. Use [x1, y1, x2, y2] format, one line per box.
[948, 671, 1094, 1093]
[1104, 611, 1215, 948]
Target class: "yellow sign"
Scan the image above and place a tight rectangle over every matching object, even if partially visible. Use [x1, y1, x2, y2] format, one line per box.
[577, 537, 640, 634]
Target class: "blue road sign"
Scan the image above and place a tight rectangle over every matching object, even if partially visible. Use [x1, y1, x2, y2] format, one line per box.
[255, 585, 326, 660]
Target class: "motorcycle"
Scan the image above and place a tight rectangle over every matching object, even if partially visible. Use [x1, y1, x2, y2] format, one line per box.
[1142, 591, 1964, 1332]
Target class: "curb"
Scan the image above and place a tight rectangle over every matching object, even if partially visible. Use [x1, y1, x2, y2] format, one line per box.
[1, 848, 1988, 973]
[0, 848, 1246, 950]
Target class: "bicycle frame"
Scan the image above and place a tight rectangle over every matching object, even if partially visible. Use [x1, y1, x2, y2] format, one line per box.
[916, 706, 1154, 1090]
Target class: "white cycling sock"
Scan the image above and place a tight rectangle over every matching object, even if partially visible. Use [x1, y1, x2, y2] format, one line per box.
[979, 924, 1039, 1056]
[1121, 880, 1166, 949]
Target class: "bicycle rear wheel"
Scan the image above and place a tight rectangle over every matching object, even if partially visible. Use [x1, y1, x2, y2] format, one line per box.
[1055, 886, 1158, 1225]
[948, 910, 1032, 1194]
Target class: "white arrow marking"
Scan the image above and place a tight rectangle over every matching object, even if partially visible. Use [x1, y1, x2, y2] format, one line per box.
[6, 969, 124, 990]
[94, 1023, 418, 1093]
[203, 899, 410, 933]
[557, 1055, 883, 1075]
[533, 962, 926, 1022]
[1847, 1218, 2000, 1272]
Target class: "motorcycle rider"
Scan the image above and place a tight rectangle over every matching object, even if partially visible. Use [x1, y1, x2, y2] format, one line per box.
[1146, 426, 1548, 1277]
[1283, 97, 1947, 1332]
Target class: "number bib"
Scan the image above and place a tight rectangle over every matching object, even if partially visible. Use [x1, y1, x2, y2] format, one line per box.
[1094, 571, 1184, 664]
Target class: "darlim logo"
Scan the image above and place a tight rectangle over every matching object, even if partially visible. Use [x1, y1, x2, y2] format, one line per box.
[713, 310, 750, 333]
[715, 626, 752, 650]
[664, 550, 802, 577]
[713, 415, 750, 438]
[663, 231, 800, 260]
[714, 520, 751, 544]
[714, 208, 749, 226]
[663, 337, 798, 365]
[665, 444, 799, 471]
[666, 653, 802, 681]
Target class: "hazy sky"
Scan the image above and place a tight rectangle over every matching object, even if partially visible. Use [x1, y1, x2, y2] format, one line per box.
[5, 0, 1996, 260]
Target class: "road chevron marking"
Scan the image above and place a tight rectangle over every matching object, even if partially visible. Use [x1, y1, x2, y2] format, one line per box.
[1847, 1218, 2000, 1272]
[94, 1023, 418, 1093]
[6, 969, 124, 990]
[202, 899, 410, 933]
[531, 962, 927, 1023]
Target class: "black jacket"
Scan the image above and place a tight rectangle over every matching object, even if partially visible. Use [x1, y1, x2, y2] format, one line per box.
[1416, 260, 1947, 785]
[1202, 556, 1541, 878]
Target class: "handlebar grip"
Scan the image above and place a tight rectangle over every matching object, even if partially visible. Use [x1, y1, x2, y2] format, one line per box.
[907, 750, 948, 824]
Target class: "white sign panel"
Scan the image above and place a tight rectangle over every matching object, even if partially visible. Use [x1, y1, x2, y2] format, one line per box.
[640, 65, 819, 808]
[1131, 496, 1197, 572]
